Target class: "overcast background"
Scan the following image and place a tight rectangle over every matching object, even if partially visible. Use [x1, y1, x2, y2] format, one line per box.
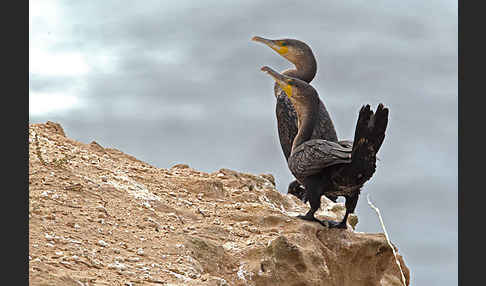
[29, 1, 457, 284]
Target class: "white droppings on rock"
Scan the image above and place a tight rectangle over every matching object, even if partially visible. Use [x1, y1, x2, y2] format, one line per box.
[67, 238, 82, 244]
[237, 263, 254, 282]
[60, 261, 72, 267]
[126, 256, 140, 262]
[138, 266, 150, 272]
[110, 173, 161, 202]
[222, 242, 239, 252]
[181, 199, 193, 206]
[141, 201, 154, 211]
[161, 269, 193, 283]
[98, 240, 109, 247]
[90, 258, 103, 268]
[137, 248, 144, 256]
[95, 204, 107, 212]
[108, 261, 127, 270]
[212, 277, 229, 286]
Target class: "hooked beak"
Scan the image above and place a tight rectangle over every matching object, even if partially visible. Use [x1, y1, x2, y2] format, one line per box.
[252, 36, 287, 55]
[252, 36, 274, 46]
[260, 66, 293, 97]
[260, 66, 286, 83]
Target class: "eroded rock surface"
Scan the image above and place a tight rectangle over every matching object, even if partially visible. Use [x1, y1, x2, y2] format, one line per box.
[29, 122, 410, 285]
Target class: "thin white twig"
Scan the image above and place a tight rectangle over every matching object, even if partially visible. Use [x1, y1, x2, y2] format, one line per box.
[366, 194, 407, 286]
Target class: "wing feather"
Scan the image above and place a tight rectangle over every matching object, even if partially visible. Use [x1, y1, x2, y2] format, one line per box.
[288, 139, 352, 179]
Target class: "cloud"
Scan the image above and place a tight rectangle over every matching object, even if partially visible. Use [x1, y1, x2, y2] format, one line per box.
[29, 2, 457, 284]
[29, 92, 84, 116]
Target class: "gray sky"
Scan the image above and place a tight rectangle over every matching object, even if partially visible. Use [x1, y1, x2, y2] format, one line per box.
[29, 1, 457, 284]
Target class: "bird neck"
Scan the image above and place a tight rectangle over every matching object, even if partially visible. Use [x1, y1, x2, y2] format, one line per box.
[276, 57, 316, 99]
[293, 55, 317, 83]
[291, 98, 318, 152]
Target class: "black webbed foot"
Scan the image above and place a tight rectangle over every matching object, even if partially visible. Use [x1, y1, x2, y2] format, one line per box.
[320, 219, 347, 229]
[296, 215, 347, 229]
[296, 214, 316, 222]
[296, 214, 326, 227]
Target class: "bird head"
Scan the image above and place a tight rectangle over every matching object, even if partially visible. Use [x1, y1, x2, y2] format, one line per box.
[260, 66, 316, 101]
[252, 36, 315, 67]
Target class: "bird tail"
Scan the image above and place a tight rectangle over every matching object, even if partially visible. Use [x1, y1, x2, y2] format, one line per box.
[348, 104, 389, 185]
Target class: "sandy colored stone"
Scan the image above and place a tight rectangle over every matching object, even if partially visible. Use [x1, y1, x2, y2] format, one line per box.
[29, 121, 410, 286]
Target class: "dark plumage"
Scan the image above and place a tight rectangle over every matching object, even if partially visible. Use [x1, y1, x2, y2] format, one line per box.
[252, 36, 339, 201]
[260, 66, 389, 229]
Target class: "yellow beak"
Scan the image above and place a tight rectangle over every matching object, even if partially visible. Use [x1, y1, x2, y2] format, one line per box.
[252, 36, 288, 55]
[260, 66, 293, 97]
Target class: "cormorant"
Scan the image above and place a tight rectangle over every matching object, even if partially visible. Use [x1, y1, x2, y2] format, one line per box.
[251, 36, 341, 201]
[260, 66, 389, 229]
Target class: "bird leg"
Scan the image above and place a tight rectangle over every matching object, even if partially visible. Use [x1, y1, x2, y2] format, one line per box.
[296, 179, 360, 229]
[296, 180, 320, 221]
[323, 192, 359, 229]
[296, 182, 333, 227]
[287, 180, 307, 202]
[326, 195, 338, 203]
[288, 180, 338, 204]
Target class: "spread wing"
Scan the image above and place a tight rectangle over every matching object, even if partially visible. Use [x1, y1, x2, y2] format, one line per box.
[288, 139, 353, 179]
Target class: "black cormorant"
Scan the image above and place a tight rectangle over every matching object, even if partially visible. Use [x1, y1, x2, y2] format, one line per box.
[260, 66, 389, 229]
[252, 36, 340, 201]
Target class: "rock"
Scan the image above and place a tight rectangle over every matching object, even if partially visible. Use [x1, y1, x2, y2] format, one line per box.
[259, 173, 276, 186]
[89, 141, 106, 153]
[248, 229, 410, 286]
[28, 122, 410, 286]
[185, 236, 237, 275]
[171, 163, 190, 169]
[45, 121, 66, 137]
[108, 261, 127, 270]
[98, 240, 109, 247]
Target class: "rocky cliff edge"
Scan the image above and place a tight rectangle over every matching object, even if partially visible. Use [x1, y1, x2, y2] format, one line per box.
[29, 121, 410, 286]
